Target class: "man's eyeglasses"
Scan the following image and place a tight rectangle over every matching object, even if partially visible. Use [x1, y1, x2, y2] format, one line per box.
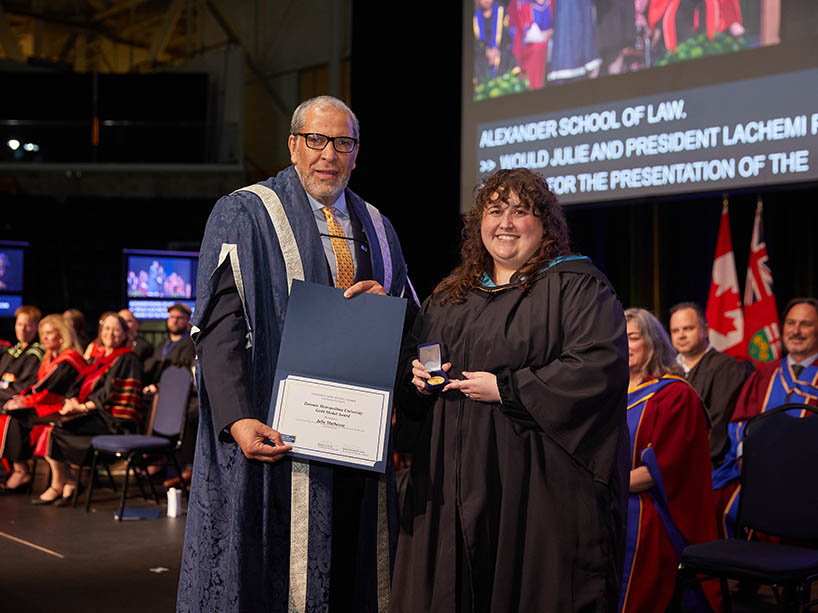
[294, 132, 358, 154]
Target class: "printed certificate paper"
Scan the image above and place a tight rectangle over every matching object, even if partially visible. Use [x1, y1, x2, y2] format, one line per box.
[273, 376, 389, 468]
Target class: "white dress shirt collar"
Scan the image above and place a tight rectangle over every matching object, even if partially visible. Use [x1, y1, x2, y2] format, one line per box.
[305, 189, 349, 219]
[787, 352, 818, 368]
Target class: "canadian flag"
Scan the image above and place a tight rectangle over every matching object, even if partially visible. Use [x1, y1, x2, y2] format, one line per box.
[705, 200, 745, 358]
[742, 199, 781, 364]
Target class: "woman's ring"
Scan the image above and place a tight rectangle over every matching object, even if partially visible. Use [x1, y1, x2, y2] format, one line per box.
[465, 393, 470, 398]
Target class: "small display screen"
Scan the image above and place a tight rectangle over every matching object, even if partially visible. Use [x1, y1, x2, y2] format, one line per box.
[0, 247, 24, 294]
[126, 254, 195, 299]
[123, 249, 198, 321]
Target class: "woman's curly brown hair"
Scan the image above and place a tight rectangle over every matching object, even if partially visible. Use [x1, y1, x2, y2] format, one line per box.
[433, 168, 571, 304]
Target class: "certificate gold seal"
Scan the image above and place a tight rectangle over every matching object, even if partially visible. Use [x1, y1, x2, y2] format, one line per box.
[427, 376, 445, 386]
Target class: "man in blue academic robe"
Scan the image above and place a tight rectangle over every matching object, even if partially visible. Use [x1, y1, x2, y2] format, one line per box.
[177, 96, 417, 613]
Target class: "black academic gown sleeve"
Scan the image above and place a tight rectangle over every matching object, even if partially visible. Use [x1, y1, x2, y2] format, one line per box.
[28, 360, 81, 396]
[133, 336, 154, 363]
[195, 258, 254, 440]
[169, 339, 196, 370]
[394, 297, 440, 427]
[87, 352, 143, 420]
[0, 346, 43, 403]
[393, 339, 433, 460]
[146, 337, 196, 384]
[688, 350, 754, 467]
[509, 271, 628, 479]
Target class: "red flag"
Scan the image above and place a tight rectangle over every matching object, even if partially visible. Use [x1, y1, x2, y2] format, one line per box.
[742, 199, 781, 365]
[705, 200, 745, 358]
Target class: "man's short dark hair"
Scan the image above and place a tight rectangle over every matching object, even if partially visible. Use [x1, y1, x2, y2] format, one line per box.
[669, 302, 707, 327]
[783, 297, 818, 320]
[168, 302, 192, 317]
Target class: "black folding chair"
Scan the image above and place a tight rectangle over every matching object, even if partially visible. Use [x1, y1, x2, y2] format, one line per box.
[85, 365, 191, 520]
[679, 403, 818, 612]
[28, 411, 119, 507]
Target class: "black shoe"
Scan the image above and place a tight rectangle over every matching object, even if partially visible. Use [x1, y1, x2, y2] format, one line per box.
[54, 495, 75, 507]
[54, 485, 83, 507]
[32, 486, 62, 505]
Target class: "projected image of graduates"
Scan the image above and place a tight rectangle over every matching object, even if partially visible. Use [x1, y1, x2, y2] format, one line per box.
[472, 0, 781, 101]
[126, 256, 193, 299]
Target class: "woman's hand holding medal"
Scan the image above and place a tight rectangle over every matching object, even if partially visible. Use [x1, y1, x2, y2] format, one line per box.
[411, 361, 500, 403]
[411, 359, 452, 395]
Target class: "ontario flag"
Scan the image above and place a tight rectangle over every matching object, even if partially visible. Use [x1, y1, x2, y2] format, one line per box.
[705, 200, 745, 358]
[742, 199, 781, 364]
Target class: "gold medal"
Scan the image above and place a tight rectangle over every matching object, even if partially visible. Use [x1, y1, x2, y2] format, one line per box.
[427, 376, 445, 386]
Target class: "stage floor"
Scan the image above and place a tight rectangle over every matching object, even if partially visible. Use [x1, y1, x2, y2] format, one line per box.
[0, 463, 185, 613]
[0, 464, 797, 612]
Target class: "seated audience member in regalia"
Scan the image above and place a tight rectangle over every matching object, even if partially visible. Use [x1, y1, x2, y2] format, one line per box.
[1, 314, 86, 493]
[718, 297, 818, 538]
[0, 306, 44, 491]
[392, 168, 630, 612]
[668, 301, 753, 538]
[118, 308, 154, 365]
[34, 312, 142, 506]
[619, 308, 721, 613]
[63, 308, 91, 352]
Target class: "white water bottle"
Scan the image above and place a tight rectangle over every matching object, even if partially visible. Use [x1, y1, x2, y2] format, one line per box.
[167, 487, 181, 517]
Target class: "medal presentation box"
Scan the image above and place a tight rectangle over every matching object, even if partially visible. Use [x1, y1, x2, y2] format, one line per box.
[269, 280, 407, 473]
[418, 342, 449, 391]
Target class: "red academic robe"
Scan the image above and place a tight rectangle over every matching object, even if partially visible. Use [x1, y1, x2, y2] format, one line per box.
[24, 350, 87, 411]
[716, 357, 818, 539]
[648, 0, 721, 51]
[41, 348, 142, 465]
[510, 0, 551, 89]
[732, 358, 818, 423]
[693, 0, 743, 36]
[621, 379, 721, 613]
[22, 349, 87, 455]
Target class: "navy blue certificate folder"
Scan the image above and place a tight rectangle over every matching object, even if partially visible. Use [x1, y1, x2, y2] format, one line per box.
[267, 279, 407, 472]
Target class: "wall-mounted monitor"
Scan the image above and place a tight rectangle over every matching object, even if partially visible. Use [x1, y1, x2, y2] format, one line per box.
[122, 249, 198, 320]
[0, 242, 27, 318]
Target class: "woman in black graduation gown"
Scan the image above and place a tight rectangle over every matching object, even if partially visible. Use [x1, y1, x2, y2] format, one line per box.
[391, 168, 629, 612]
[35, 312, 143, 506]
[1, 314, 86, 492]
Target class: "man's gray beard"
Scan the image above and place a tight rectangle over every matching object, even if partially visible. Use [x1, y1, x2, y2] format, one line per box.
[307, 178, 349, 205]
[295, 167, 349, 205]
